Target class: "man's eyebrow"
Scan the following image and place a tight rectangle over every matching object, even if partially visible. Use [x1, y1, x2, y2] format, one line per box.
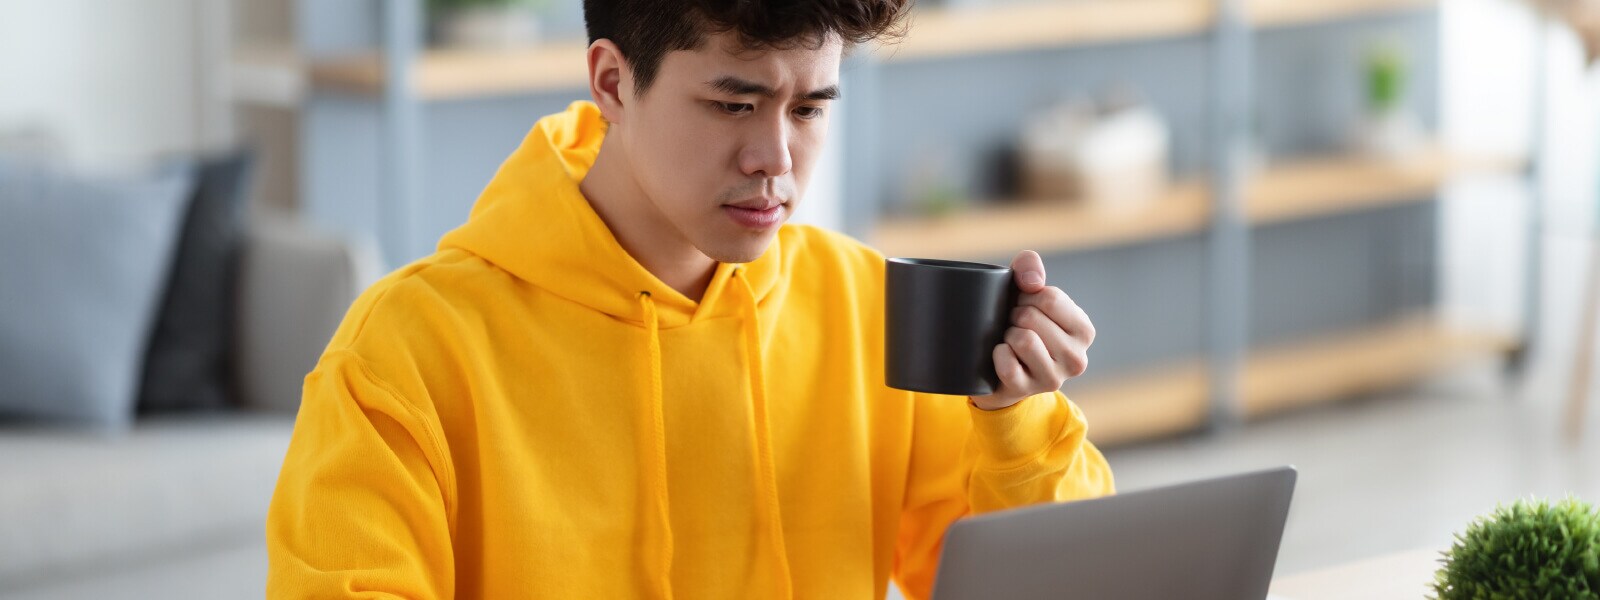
[706, 76, 841, 101]
[803, 84, 841, 101]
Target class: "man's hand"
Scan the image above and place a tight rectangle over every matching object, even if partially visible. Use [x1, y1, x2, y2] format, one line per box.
[970, 250, 1096, 411]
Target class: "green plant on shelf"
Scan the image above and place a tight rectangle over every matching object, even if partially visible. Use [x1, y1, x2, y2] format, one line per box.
[915, 182, 965, 220]
[1432, 497, 1600, 599]
[1365, 43, 1406, 114]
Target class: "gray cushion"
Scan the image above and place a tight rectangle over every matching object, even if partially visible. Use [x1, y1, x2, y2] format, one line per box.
[0, 161, 192, 429]
[0, 415, 294, 589]
[138, 149, 256, 413]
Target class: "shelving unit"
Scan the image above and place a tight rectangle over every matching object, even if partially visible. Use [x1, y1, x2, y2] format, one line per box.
[242, 0, 1541, 448]
[296, 0, 1444, 96]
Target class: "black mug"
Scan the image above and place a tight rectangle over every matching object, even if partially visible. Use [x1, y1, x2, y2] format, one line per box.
[885, 257, 1020, 396]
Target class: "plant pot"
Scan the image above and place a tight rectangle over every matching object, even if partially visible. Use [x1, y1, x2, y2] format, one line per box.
[1353, 107, 1423, 160]
[436, 5, 542, 50]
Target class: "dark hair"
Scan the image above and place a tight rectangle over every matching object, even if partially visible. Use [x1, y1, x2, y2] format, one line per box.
[584, 0, 911, 96]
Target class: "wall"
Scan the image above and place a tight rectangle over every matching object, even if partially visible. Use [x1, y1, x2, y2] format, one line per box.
[0, 0, 208, 167]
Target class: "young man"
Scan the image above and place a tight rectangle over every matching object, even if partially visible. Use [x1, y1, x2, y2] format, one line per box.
[266, 1, 1114, 598]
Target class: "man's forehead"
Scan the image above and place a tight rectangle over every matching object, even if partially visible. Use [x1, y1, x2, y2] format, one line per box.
[670, 31, 842, 87]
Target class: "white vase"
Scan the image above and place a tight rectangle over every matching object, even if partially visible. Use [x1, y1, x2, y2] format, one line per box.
[1354, 107, 1423, 160]
[438, 5, 542, 50]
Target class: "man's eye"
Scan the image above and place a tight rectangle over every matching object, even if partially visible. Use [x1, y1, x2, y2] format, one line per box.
[795, 106, 824, 119]
[717, 102, 754, 115]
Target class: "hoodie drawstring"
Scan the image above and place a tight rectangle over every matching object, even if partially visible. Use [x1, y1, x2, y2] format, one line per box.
[733, 268, 795, 600]
[635, 271, 792, 600]
[637, 292, 675, 600]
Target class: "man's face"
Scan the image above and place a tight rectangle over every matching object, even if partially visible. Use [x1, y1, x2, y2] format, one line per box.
[617, 30, 842, 264]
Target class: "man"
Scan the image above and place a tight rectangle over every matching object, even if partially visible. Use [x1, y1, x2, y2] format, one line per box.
[266, 1, 1114, 598]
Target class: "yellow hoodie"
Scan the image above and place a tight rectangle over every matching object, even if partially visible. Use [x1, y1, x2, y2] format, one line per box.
[266, 101, 1114, 600]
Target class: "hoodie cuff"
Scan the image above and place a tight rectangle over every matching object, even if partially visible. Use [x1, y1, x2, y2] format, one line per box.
[966, 392, 1069, 470]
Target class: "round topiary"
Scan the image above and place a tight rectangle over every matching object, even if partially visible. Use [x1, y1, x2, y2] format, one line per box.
[1432, 497, 1600, 599]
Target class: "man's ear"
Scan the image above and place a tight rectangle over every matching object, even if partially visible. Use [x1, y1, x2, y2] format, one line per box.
[587, 39, 630, 125]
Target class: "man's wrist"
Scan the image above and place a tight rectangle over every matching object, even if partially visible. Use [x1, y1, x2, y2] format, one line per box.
[969, 394, 1026, 411]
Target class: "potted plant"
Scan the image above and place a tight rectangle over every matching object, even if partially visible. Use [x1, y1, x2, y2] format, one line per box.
[1432, 497, 1600, 598]
[429, 0, 548, 50]
[1354, 41, 1422, 159]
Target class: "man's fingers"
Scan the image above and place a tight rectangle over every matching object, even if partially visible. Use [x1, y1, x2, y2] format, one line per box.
[992, 343, 1027, 392]
[1005, 326, 1058, 389]
[1018, 286, 1094, 343]
[1012, 305, 1073, 362]
[1010, 250, 1047, 292]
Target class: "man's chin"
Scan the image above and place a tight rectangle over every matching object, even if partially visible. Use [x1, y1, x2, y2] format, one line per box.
[699, 230, 779, 264]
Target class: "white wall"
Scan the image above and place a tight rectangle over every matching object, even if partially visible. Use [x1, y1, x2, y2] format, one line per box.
[0, 0, 208, 167]
[1439, 0, 1600, 402]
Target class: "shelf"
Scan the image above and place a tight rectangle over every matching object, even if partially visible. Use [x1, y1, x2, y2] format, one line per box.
[1070, 362, 1211, 447]
[309, 41, 591, 100]
[1240, 314, 1518, 417]
[1245, 145, 1523, 225]
[870, 146, 1524, 261]
[302, 0, 1439, 99]
[230, 41, 306, 107]
[872, 182, 1210, 260]
[1070, 314, 1517, 447]
[1248, 0, 1437, 29]
[884, 0, 1213, 62]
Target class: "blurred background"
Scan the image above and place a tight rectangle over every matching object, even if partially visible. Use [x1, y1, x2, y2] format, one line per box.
[3, 0, 1600, 597]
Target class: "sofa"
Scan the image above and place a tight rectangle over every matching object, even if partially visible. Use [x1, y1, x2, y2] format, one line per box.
[0, 216, 379, 599]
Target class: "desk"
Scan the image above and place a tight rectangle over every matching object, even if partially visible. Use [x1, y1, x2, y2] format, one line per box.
[1267, 548, 1443, 600]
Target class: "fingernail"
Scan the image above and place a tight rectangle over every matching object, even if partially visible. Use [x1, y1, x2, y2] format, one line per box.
[1020, 273, 1044, 286]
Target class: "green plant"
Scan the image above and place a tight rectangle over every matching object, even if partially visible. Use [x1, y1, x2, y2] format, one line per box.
[1433, 497, 1600, 599]
[915, 181, 965, 219]
[1364, 43, 1406, 113]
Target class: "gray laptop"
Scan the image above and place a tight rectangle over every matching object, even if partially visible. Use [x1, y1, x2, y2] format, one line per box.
[931, 466, 1297, 600]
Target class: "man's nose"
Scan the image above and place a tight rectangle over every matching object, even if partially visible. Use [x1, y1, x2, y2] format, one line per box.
[737, 116, 794, 179]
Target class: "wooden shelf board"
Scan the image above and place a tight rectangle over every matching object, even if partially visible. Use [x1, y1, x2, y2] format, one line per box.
[309, 41, 590, 100]
[1246, 147, 1526, 225]
[1070, 361, 1211, 447]
[1067, 315, 1516, 447]
[870, 146, 1523, 261]
[230, 41, 306, 107]
[871, 182, 1209, 259]
[1247, 0, 1437, 28]
[1240, 315, 1518, 417]
[883, 0, 1213, 63]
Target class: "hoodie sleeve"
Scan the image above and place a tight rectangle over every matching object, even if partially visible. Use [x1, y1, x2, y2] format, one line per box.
[891, 390, 1114, 600]
[266, 350, 457, 599]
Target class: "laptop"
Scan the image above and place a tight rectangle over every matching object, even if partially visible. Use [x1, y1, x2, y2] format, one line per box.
[931, 466, 1298, 600]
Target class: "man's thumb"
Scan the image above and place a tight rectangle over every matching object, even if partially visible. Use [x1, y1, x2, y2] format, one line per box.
[1012, 250, 1046, 291]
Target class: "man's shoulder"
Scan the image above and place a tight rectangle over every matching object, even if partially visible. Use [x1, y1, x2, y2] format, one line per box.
[324, 248, 505, 356]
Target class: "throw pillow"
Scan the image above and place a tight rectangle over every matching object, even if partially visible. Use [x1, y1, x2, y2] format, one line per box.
[0, 160, 192, 429]
[137, 148, 256, 413]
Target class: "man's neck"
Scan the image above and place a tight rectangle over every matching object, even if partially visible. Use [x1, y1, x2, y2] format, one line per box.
[579, 140, 718, 303]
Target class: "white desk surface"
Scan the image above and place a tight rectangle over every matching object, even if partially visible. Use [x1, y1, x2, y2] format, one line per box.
[1267, 548, 1443, 600]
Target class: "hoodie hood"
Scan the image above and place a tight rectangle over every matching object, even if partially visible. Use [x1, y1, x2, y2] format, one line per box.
[438, 100, 782, 329]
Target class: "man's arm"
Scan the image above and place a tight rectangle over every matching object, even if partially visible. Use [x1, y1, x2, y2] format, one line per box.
[891, 249, 1115, 600]
[891, 390, 1113, 599]
[266, 350, 457, 599]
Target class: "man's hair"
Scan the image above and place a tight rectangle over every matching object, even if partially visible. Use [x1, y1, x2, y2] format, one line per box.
[583, 0, 911, 97]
